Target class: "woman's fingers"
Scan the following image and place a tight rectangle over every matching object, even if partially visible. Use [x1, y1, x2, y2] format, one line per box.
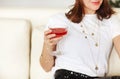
[49, 37, 63, 45]
[46, 34, 56, 39]
[44, 29, 63, 46]
[44, 29, 56, 39]
[44, 29, 52, 36]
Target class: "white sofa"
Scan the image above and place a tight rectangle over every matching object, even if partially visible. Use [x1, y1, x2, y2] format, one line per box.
[0, 7, 120, 79]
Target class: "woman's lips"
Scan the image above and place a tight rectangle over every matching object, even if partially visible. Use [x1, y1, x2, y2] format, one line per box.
[92, 2, 100, 5]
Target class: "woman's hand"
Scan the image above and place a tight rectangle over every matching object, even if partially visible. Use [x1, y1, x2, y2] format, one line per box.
[40, 29, 63, 72]
[44, 29, 63, 51]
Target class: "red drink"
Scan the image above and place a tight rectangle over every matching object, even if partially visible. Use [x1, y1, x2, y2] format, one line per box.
[50, 28, 67, 37]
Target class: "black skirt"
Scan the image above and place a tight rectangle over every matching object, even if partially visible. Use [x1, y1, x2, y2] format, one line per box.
[54, 69, 102, 79]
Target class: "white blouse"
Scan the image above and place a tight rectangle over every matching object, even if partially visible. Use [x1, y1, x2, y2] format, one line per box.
[45, 13, 120, 77]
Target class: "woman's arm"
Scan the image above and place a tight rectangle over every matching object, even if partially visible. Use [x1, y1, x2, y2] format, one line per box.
[113, 35, 120, 57]
[40, 42, 56, 72]
[40, 29, 62, 72]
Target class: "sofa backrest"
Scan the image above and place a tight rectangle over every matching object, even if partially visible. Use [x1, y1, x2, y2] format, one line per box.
[0, 8, 67, 28]
[106, 8, 120, 76]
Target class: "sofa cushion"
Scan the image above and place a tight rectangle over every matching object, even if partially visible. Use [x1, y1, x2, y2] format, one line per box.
[0, 18, 31, 79]
[107, 47, 120, 76]
[107, 10, 120, 76]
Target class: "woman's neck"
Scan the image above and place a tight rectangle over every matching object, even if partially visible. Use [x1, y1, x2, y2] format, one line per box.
[84, 8, 96, 14]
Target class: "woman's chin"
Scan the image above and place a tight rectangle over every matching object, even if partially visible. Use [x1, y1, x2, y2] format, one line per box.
[92, 7, 101, 11]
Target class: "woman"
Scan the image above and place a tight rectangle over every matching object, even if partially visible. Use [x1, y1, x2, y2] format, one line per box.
[40, 0, 120, 79]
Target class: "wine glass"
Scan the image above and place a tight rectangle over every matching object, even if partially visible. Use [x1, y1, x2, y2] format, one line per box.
[48, 24, 68, 38]
[48, 24, 68, 56]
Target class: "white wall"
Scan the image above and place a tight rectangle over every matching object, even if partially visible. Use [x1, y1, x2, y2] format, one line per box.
[0, 0, 74, 9]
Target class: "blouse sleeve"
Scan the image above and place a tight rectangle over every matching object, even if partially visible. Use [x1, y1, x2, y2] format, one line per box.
[44, 13, 68, 31]
[109, 14, 120, 39]
[44, 15, 57, 31]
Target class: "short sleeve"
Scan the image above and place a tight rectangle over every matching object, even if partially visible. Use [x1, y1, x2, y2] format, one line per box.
[44, 13, 68, 31]
[44, 17, 55, 31]
[109, 14, 120, 39]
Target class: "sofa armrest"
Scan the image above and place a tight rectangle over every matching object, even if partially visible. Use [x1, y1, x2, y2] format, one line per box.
[0, 18, 31, 79]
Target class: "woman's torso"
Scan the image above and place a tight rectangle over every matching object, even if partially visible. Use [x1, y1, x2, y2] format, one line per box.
[47, 13, 117, 77]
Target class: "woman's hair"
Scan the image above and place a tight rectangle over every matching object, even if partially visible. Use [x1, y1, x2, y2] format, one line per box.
[65, 0, 115, 23]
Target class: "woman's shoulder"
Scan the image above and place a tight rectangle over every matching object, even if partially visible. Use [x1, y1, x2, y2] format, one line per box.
[108, 13, 120, 21]
[47, 12, 70, 25]
[49, 13, 67, 21]
[105, 13, 120, 26]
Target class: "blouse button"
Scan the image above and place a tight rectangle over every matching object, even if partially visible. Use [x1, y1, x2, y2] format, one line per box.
[91, 33, 94, 36]
[85, 36, 87, 39]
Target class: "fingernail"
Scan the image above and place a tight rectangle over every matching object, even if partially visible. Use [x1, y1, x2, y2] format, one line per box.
[53, 34, 56, 36]
[49, 30, 52, 32]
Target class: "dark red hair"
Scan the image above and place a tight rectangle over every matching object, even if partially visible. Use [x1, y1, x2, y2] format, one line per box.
[65, 0, 115, 23]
